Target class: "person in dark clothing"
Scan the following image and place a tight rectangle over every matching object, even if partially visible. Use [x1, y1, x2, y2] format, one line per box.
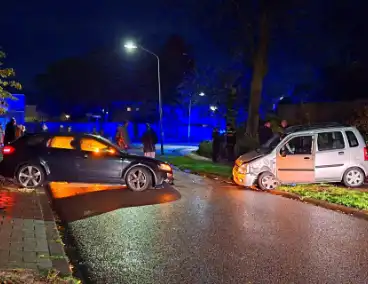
[4, 118, 16, 145]
[259, 121, 274, 145]
[142, 124, 158, 158]
[212, 127, 221, 162]
[225, 124, 236, 161]
[280, 120, 288, 132]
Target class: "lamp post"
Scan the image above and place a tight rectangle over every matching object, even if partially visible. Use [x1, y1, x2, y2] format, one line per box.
[188, 92, 205, 141]
[124, 41, 164, 155]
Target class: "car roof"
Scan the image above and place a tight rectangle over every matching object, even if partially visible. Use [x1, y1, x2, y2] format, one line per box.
[285, 122, 356, 135]
[24, 132, 100, 139]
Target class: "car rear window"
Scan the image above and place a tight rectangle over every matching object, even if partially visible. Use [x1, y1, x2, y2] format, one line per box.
[345, 131, 359, 147]
[48, 136, 75, 149]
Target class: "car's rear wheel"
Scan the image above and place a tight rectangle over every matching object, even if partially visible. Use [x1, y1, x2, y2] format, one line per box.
[258, 171, 279, 190]
[125, 167, 152, 192]
[16, 164, 45, 188]
[343, 167, 365, 188]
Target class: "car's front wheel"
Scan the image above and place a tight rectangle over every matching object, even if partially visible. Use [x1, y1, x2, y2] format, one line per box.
[16, 164, 45, 188]
[125, 167, 152, 192]
[258, 171, 279, 190]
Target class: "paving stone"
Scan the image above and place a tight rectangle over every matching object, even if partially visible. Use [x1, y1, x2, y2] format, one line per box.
[49, 242, 65, 256]
[9, 251, 23, 262]
[23, 251, 38, 263]
[24, 262, 38, 269]
[37, 259, 52, 269]
[52, 259, 71, 276]
[35, 244, 49, 253]
[9, 242, 23, 251]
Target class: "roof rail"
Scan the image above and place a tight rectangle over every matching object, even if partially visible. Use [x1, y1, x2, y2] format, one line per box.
[286, 122, 349, 133]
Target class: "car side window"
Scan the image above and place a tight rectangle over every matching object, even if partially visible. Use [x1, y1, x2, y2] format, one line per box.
[47, 136, 76, 150]
[280, 135, 313, 155]
[26, 135, 47, 146]
[317, 131, 345, 151]
[345, 131, 359, 148]
[80, 138, 108, 152]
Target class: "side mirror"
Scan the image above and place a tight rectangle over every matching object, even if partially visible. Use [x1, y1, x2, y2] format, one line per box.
[280, 150, 287, 157]
[70, 140, 79, 149]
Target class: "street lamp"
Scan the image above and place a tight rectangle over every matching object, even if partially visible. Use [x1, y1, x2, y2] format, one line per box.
[124, 41, 164, 155]
[188, 92, 205, 141]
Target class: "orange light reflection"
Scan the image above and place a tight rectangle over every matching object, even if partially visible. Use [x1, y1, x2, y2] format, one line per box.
[49, 182, 127, 199]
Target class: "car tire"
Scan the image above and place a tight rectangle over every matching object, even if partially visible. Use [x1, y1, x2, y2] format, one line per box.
[16, 164, 45, 188]
[342, 167, 365, 188]
[125, 166, 152, 192]
[257, 171, 279, 190]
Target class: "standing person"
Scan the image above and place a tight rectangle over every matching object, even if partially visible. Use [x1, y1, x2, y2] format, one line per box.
[142, 123, 158, 158]
[67, 126, 72, 133]
[121, 121, 131, 149]
[225, 124, 236, 161]
[212, 127, 221, 163]
[0, 125, 4, 146]
[259, 121, 274, 145]
[4, 118, 16, 145]
[115, 125, 127, 149]
[280, 120, 288, 132]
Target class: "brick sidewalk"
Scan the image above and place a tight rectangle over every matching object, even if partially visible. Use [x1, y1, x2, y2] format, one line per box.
[0, 185, 71, 275]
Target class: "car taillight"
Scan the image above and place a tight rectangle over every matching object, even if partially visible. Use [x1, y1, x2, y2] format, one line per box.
[364, 147, 368, 161]
[2, 146, 15, 155]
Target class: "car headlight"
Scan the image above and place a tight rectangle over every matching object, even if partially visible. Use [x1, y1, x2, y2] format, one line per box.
[238, 163, 249, 174]
[159, 163, 172, 172]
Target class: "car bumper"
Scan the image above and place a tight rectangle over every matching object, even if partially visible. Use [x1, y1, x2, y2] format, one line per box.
[232, 166, 257, 187]
[156, 171, 174, 186]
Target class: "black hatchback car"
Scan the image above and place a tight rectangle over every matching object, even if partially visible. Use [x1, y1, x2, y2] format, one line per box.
[0, 133, 173, 191]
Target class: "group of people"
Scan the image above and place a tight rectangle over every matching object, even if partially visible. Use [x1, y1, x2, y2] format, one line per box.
[0, 118, 26, 146]
[114, 121, 157, 158]
[211, 120, 289, 163]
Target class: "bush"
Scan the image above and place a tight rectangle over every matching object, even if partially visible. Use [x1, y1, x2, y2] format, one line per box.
[198, 140, 212, 158]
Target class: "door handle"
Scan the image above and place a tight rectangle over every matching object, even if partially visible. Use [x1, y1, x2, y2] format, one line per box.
[304, 157, 310, 160]
[338, 151, 344, 155]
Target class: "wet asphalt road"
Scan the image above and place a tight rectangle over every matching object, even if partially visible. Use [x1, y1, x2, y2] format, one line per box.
[50, 172, 368, 284]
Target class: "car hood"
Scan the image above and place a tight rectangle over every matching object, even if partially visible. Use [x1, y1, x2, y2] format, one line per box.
[124, 153, 162, 164]
[236, 150, 265, 166]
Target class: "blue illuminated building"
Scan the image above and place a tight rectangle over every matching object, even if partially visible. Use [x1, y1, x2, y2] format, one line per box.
[0, 94, 25, 127]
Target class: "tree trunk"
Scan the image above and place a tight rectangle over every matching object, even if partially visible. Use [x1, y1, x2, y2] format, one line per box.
[226, 86, 237, 126]
[246, 10, 269, 137]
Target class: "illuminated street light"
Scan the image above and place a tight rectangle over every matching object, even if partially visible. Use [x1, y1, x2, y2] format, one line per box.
[65, 114, 70, 120]
[124, 42, 138, 50]
[124, 40, 164, 155]
[210, 105, 217, 111]
[199, 92, 205, 97]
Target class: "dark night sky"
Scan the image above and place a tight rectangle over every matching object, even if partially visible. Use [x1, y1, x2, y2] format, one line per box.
[1, 0, 224, 90]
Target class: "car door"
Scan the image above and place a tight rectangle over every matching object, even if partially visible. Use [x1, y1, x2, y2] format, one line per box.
[43, 135, 79, 182]
[315, 131, 347, 182]
[75, 137, 123, 183]
[276, 134, 315, 183]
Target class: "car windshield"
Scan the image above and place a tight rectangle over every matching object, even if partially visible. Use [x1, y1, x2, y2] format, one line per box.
[258, 133, 287, 153]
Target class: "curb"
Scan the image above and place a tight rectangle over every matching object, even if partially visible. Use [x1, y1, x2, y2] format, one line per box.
[266, 189, 368, 221]
[175, 167, 368, 221]
[36, 188, 72, 276]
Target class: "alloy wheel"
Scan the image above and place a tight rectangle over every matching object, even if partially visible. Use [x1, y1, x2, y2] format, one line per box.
[127, 169, 148, 191]
[18, 166, 42, 188]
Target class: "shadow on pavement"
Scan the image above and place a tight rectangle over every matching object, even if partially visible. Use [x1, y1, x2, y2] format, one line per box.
[48, 182, 181, 223]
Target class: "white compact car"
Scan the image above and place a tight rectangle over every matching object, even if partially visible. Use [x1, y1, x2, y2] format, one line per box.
[233, 123, 368, 190]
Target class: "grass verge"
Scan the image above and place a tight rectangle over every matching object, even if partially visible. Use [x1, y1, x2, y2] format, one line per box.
[0, 269, 81, 284]
[278, 184, 368, 211]
[160, 156, 232, 179]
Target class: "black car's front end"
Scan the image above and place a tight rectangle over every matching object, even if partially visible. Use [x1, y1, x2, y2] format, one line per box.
[155, 161, 174, 187]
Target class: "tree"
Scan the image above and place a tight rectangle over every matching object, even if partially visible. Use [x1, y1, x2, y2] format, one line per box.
[0, 50, 22, 114]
